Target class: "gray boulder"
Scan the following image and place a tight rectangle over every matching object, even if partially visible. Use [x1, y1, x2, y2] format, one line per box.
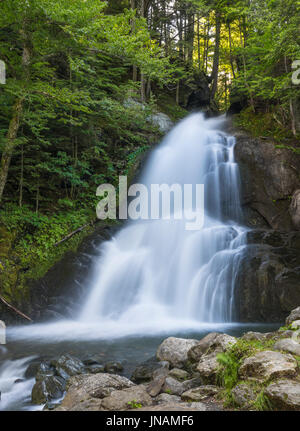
[196, 352, 219, 384]
[239, 351, 298, 381]
[286, 306, 300, 325]
[231, 384, 256, 408]
[181, 385, 219, 402]
[59, 373, 135, 410]
[273, 338, 300, 356]
[156, 337, 198, 368]
[265, 379, 300, 411]
[101, 385, 153, 411]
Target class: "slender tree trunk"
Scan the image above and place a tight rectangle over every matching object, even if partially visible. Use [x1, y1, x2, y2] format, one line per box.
[0, 98, 24, 203]
[228, 21, 236, 79]
[210, 11, 221, 100]
[19, 144, 24, 207]
[0, 24, 30, 203]
[284, 55, 297, 136]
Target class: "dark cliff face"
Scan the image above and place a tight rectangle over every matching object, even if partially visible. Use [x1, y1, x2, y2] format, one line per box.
[234, 230, 300, 323]
[231, 128, 300, 322]
[234, 130, 300, 231]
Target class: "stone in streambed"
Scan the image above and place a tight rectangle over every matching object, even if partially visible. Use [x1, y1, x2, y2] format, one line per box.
[104, 361, 123, 374]
[265, 379, 300, 411]
[32, 376, 66, 404]
[131, 356, 169, 383]
[156, 337, 198, 368]
[51, 354, 85, 379]
[239, 351, 298, 381]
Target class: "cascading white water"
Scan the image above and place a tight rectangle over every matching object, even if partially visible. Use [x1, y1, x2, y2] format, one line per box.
[79, 113, 247, 326]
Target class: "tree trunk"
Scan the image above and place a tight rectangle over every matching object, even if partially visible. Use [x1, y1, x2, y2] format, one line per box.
[0, 98, 24, 203]
[0, 24, 30, 204]
[210, 11, 221, 100]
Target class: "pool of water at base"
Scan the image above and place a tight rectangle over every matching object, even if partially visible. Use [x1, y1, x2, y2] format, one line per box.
[0, 323, 280, 411]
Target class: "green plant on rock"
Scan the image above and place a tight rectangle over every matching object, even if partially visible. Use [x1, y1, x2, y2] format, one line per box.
[250, 390, 272, 411]
[127, 399, 142, 409]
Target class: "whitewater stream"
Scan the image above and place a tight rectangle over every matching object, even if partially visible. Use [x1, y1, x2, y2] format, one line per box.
[0, 114, 278, 411]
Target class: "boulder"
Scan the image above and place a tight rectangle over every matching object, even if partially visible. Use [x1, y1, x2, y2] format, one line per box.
[131, 357, 169, 383]
[188, 333, 220, 362]
[273, 338, 300, 356]
[156, 337, 198, 368]
[155, 393, 181, 404]
[181, 385, 219, 402]
[146, 376, 166, 397]
[162, 376, 202, 396]
[101, 385, 153, 411]
[239, 351, 298, 381]
[196, 353, 219, 384]
[286, 307, 300, 325]
[32, 376, 65, 404]
[50, 354, 85, 379]
[104, 361, 123, 374]
[208, 334, 237, 353]
[168, 368, 189, 381]
[231, 384, 256, 408]
[242, 332, 266, 342]
[60, 373, 135, 410]
[291, 321, 300, 330]
[265, 379, 300, 411]
[188, 333, 236, 363]
[162, 377, 185, 396]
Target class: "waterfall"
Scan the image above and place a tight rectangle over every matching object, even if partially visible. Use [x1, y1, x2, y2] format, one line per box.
[79, 113, 247, 326]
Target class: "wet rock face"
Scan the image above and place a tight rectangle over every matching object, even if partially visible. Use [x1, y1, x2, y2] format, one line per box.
[234, 231, 300, 322]
[234, 130, 300, 231]
[31, 376, 65, 404]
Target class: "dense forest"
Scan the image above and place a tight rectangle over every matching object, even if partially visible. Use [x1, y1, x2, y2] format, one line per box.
[0, 0, 299, 304]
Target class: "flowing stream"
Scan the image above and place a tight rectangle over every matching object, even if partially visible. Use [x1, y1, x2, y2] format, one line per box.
[0, 113, 277, 411]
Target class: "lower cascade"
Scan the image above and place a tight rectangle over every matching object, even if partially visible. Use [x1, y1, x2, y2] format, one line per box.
[80, 113, 247, 327]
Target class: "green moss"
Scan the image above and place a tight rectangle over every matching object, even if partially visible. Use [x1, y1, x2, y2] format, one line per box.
[233, 108, 299, 148]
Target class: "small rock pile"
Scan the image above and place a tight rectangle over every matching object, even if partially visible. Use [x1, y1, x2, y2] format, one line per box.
[29, 306, 300, 411]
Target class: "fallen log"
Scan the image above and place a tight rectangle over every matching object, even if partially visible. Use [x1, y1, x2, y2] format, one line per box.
[0, 294, 33, 322]
[54, 222, 92, 247]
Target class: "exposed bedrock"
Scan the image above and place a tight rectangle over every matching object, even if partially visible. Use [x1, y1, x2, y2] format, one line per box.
[234, 130, 300, 231]
[234, 230, 300, 322]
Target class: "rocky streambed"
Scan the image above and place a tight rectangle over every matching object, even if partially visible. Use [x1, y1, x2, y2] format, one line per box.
[22, 307, 300, 412]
